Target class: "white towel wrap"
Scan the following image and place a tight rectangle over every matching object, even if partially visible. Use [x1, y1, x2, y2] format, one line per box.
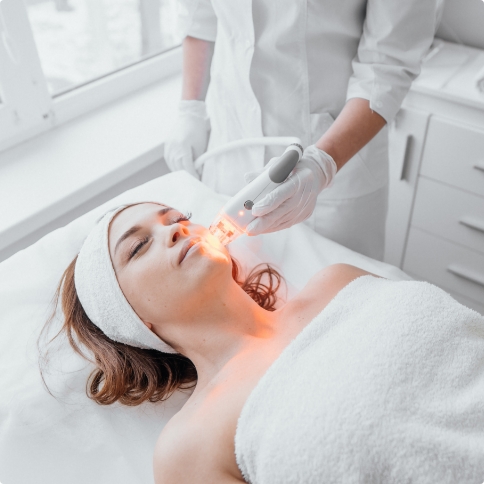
[235, 275, 484, 483]
[74, 203, 177, 354]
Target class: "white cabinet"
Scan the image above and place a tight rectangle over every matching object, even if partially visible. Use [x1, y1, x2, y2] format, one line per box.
[385, 107, 430, 267]
[412, 177, 484, 254]
[420, 117, 484, 196]
[385, 41, 484, 315]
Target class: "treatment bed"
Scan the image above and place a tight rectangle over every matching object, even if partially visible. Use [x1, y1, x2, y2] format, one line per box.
[0, 171, 413, 484]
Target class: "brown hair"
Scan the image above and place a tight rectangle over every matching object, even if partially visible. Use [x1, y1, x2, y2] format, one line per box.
[39, 256, 283, 407]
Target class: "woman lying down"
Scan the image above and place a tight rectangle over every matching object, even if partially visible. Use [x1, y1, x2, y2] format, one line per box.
[42, 202, 484, 484]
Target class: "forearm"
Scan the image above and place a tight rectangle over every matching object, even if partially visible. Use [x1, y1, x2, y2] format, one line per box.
[182, 36, 215, 101]
[315, 98, 387, 171]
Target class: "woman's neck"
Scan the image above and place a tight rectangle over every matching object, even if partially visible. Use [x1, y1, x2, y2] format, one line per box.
[172, 279, 281, 392]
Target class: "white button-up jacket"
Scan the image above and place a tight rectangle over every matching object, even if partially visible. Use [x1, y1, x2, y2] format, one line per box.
[178, 0, 438, 197]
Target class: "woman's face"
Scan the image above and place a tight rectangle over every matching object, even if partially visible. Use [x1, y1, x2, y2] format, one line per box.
[108, 203, 231, 334]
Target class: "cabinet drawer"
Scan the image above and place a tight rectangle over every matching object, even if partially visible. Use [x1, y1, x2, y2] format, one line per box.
[412, 177, 484, 255]
[420, 116, 484, 197]
[403, 228, 484, 305]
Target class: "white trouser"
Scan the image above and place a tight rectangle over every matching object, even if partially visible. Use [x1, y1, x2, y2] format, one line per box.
[303, 184, 389, 262]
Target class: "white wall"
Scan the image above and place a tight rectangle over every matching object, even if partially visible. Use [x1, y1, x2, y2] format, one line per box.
[436, 0, 484, 50]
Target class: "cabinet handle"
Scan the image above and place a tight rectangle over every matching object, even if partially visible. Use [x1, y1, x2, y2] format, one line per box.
[400, 135, 413, 181]
[447, 264, 484, 288]
[474, 162, 484, 173]
[459, 216, 484, 234]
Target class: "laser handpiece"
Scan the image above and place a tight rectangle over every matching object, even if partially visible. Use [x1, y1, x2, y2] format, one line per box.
[209, 143, 304, 245]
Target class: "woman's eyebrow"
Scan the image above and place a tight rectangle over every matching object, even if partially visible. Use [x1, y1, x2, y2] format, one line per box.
[115, 225, 142, 254]
[157, 207, 174, 216]
[114, 207, 175, 254]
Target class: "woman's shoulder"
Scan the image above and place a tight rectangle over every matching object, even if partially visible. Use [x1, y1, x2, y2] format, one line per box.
[300, 263, 378, 298]
[313, 263, 378, 285]
[153, 391, 246, 484]
[153, 409, 211, 484]
[284, 264, 381, 323]
[152, 411, 190, 483]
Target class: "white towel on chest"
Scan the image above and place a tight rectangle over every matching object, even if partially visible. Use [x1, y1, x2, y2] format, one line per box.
[235, 275, 484, 484]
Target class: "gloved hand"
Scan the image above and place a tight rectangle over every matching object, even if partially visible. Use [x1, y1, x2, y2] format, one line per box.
[163, 100, 211, 179]
[244, 144, 338, 235]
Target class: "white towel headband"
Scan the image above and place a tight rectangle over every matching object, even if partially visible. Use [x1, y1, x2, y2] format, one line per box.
[74, 203, 178, 354]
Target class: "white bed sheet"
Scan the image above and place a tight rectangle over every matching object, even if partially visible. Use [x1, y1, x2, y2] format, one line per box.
[0, 172, 411, 484]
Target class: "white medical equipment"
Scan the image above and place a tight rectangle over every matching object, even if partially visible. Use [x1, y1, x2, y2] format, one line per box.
[195, 136, 304, 246]
[0, 170, 412, 484]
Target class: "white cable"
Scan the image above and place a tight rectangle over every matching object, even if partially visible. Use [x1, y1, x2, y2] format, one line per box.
[193, 136, 302, 172]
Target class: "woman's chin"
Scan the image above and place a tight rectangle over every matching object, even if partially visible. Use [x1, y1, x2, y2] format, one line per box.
[204, 231, 230, 256]
[203, 243, 231, 264]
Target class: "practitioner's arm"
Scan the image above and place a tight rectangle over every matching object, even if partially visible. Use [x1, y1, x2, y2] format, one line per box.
[182, 36, 215, 101]
[163, 36, 215, 177]
[315, 98, 386, 171]
[245, 101, 386, 235]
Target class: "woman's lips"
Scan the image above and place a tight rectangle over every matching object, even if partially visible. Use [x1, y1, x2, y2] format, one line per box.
[178, 237, 202, 265]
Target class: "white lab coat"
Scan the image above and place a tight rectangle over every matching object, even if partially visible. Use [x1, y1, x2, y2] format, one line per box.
[177, 0, 438, 260]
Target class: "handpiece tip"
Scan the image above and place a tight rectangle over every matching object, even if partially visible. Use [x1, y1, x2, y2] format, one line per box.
[209, 215, 244, 246]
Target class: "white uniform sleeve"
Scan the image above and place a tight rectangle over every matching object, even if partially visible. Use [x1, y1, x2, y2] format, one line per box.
[346, 0, 438, 124]
[177, 0, 217, 42]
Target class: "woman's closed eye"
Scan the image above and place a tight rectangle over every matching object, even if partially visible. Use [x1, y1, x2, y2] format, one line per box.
[127, 212, 193, 260]
[128, 235, 150, 260]
[169, 212, 192, 225]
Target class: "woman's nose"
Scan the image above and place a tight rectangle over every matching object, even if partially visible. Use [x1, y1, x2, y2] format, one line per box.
[168, 223, 190, 245]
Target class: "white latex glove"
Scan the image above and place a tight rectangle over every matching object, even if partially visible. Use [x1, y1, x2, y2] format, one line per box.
[163, 100, 211, 179]
[243, 144, 338, 235]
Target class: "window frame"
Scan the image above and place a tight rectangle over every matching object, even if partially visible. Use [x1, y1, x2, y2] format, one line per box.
[0, 0, 183, 153]
[0, 0, 52, 148]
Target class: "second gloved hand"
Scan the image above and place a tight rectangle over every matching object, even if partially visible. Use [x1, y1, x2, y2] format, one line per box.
[244, 144, 338, 235]
[163, 100, 211, 179]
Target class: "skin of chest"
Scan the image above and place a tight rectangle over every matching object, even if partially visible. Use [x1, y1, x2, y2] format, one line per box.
[154, 265, 373, 483]
[158, 294, 326, 482]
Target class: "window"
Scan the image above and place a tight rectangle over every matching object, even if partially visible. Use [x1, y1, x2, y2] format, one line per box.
[0, 0, 182, 151]
[26, 0, 181, 96]
[0, 0, 51, 147]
